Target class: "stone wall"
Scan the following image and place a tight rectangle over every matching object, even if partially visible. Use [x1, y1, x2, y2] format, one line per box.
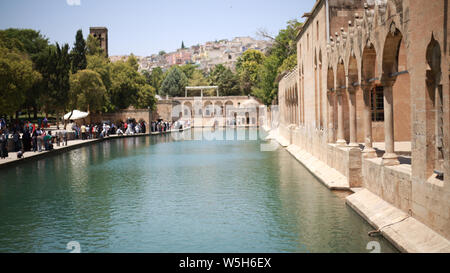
[277, 0, 450, 240]
[90, 109, 154, 125]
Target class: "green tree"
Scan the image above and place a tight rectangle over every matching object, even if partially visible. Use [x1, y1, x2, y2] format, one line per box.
[181, 41, 186, 49]
[0, 29, 49, 61]
[0, 29, 50, 118]
[87, 54, 112, 92]
[189, 70, 208, 86]
[251, 19, 302, 105]
[236, 49, 266, 95]
[134, 84, 157, 110]
[252, 54, 281, 106]
[53, 43, 72, 123]
[71, 29, 87, 74]
[277, 54, 297, 75]
[179, 64, 197, 80]
[69, 69, 106, 113]
[86, 34, 105, 56]
[148, 67, 164, 92]
[0, 47, 41, 116]
[267, 19, 303, 62]
[109, 59, 150, 111]
[159, 66, 188, 97]
[33, 43, 71, 120]
[208, 65, 240, 96]
[187, 69, 208, 96]
[127, 54, 139, 71]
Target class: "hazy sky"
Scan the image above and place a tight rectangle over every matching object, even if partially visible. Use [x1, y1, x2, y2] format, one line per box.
[0, 0, 314, 56]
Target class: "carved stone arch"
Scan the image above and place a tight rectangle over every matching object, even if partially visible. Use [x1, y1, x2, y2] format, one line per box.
[425, 34, 445, 178]
[426, 34, 442, 82]
[381, 24, 403, 83]
[362, 44, 377, 83]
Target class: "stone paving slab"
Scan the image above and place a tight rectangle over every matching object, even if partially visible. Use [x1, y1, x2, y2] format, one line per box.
[346, 189, 450, 253]
[285, 144, 350, 191]
[273, 131, 290, 147]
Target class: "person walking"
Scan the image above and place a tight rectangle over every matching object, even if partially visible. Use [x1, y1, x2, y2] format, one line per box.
[81, 124, 87, 140]
[37, 129, 43, 152]
[22, 128, 31, 152]
[32, 128, 38, 152]
[13, 130, 21, 152]
[0, 130, 8, 159]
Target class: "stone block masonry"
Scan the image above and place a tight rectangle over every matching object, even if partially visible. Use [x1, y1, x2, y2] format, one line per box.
[275, 0, 450, 252]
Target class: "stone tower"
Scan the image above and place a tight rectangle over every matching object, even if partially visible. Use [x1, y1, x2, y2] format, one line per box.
[89, 27, 108, 56]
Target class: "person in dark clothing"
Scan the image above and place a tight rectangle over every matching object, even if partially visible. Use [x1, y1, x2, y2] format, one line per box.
[22, 129, 31, 152]
[13, 130, 21, 152]
[32, 129, 38, 152]
[0, 130, 8, 159]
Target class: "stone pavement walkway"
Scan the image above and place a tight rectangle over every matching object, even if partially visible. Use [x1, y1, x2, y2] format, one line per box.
[347, 189, 450, 253]
[266, 128, 449, 253]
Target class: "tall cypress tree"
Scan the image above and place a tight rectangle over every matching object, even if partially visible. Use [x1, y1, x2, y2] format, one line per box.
[71, 29, 87, 74]
[181, 41, 185, 49]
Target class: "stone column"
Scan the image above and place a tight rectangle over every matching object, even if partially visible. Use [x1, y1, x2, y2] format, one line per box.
[327, 90, 335, 143]
[382, 83, 400, 166]
[362, 86, 377, 158]
[348, 86, 359, 148]
[336, 89, 346, 146]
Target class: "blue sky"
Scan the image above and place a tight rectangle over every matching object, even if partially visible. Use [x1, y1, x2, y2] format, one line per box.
[0, 0, 313, 56]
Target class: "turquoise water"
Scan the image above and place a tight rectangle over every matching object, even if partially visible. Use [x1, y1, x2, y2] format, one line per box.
[0, 129, 397, 253]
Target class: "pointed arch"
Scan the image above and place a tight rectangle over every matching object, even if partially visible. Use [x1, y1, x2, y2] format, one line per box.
[425, 35, 444, 178]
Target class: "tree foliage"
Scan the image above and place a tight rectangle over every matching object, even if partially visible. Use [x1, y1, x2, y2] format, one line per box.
[69, 69, 106, 113]
[236, 49, 266, 95]
[0, 29, 50, 117]
[208, 65, 240, 96]
[71, 29, 87, 74]
[159, 66, 188, 97]
[86, 34, 105, 56]
[0, 28, 49, 60]
[0, 28, 158, 119]
[134, 84, 157, 110]
[0, 47, 41, 115]
[251, 19, 303, 106]
[145, 67, 164, 93]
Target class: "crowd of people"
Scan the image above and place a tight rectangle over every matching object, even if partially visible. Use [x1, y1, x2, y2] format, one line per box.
[0, 118, 57, 159]
[0, 117, 182, 160]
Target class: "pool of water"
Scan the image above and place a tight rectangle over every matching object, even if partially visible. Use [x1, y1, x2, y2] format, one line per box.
[0, 129, 397, 253]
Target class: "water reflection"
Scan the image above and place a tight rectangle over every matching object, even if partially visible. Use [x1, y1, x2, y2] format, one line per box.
[0, 129, 397, 253]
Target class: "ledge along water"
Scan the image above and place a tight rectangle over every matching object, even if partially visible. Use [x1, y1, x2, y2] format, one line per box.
[0, 128, 398, 253]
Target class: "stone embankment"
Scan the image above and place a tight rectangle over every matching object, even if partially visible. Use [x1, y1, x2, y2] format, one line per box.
[0, 129, 187, 170]
[267, 128, 450, 253]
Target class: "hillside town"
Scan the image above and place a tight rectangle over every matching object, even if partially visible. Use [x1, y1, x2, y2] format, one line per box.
[110, 36, 273, 72]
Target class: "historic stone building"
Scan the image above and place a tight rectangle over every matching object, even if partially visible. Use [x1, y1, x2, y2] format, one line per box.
[276, 0, 449, 251]
[91, 96, 265, 128]
[90, 27, 109, 56]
